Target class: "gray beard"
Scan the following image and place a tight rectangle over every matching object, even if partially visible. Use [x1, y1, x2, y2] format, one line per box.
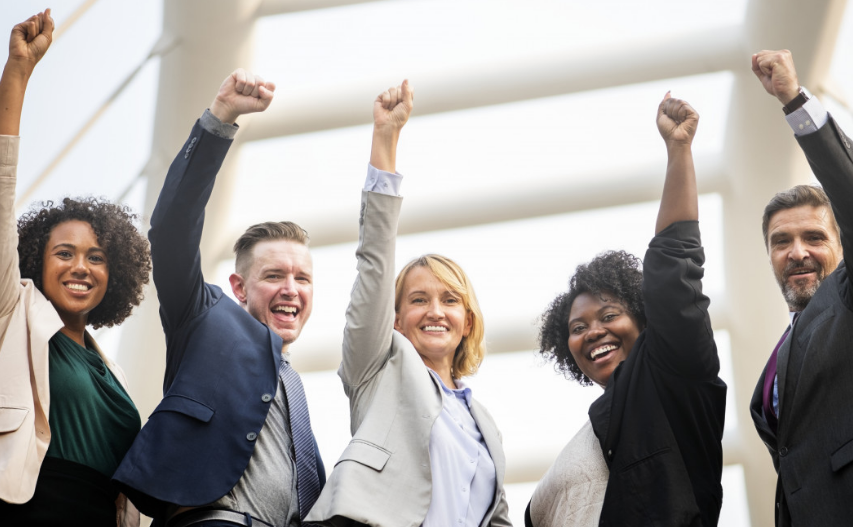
[781, 276, 821, 312]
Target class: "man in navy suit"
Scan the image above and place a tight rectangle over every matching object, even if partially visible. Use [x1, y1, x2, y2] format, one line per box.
[114, 69, 325, 527]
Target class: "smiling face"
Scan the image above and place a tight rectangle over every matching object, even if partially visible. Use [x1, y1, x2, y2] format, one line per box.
[41, 220, 109, 329]
[229, 239, 313, 352]
[567, 291, 641, 387]
[767, 205, 842, 312]
[394, 266, 473, 368]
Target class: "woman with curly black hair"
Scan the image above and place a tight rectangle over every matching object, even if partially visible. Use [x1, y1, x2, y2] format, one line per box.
[0, 11, 150, 527]
[526, 94, 726, 527]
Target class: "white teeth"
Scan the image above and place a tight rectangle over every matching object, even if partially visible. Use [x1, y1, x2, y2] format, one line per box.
[423, 326, 448, 332]
[66, 283, 89, 291]
[591, 345, 616, 359]
[273, 306, 297, 313]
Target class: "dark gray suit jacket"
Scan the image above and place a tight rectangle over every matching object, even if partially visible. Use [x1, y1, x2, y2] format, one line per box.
[749, 116, 853, 526]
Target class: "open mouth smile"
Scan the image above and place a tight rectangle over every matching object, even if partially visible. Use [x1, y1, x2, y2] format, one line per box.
[589, 343, 618, 362]
[272, 305, 299, 320]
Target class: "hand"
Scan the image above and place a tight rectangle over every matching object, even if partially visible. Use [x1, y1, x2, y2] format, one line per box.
[7, 9, 54, 71]
[752, 50, 800, 105]
[373, 79, 413, 130]
[657, 92, 699, 147]
[209, 68, 275, 124]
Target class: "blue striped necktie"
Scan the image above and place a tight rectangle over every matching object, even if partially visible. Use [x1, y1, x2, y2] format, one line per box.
[279, 358, 321, 520]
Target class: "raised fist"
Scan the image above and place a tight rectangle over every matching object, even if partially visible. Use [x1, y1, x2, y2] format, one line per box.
[657, 92, 699, 147]
[373, 79, 413, 130]
[8, 9, 54, 70]
[209, 68, 276, 124]
[752, 50, 800, 105]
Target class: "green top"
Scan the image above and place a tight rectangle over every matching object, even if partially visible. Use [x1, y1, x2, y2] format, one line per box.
[45, 331, 141, 476]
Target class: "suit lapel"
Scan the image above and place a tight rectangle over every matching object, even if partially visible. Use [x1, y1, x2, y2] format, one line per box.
[469, 400, 506, 512]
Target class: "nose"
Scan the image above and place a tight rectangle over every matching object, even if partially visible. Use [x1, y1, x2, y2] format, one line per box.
[426, 298, 444, 318]
[279, 275, 297, 297]
[70, 254, 89, 277]
[585, 321, 607, 341]
[789, 237, 810, 262]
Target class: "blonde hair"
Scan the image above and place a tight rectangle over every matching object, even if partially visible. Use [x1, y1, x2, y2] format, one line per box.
[394, 254, 486, 379]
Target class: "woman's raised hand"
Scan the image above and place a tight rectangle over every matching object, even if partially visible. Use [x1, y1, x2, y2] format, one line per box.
[656, 92, 699, 147]
[373, 79, 414, 130]
[8, 9, 54, 71]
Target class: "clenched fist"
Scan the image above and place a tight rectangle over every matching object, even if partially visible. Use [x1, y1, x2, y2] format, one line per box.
[657, 92, 699, 147]
[752, 50, 800, 105]
[8, 9, 54, 72]
[210, 68, 276, 125]
[373, 79, 414, 130]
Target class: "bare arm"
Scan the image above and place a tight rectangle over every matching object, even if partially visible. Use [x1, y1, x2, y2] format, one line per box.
[0, 10, 53, 317]
[0, 9, 53, 136]
[655, 93, 699, 234]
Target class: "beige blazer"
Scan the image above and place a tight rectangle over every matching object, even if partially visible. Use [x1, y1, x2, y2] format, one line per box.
[0, 135, 137, 526]
[306, 191, 511, 527]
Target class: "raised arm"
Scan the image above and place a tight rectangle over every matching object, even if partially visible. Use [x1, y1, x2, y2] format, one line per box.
[0, 10, 53, 317]
[655, 92, 699, 233]
[340, 81, 413, 394]
[645, 94, 717, 378]
[753, 50, 853, 261]
[148, 69, 275, 329]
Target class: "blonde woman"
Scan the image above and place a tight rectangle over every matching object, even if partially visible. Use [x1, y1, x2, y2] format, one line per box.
[306, 81, 511, 526]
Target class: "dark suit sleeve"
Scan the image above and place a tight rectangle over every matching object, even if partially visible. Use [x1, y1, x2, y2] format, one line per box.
[148, 120, 233, 332]
[796, 117, 853, 267]
[642, 220, 719, 379]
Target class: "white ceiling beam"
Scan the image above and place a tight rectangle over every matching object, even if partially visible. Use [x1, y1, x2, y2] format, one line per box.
[256, 0, 393, 16]
[213, 155, 727, 262]
[242, 26, 745, 142]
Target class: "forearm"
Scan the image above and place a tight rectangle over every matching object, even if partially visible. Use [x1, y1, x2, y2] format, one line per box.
[655, 143, 698, 234]
[370, 125, 400, 173]
[0, 61, 32, 136]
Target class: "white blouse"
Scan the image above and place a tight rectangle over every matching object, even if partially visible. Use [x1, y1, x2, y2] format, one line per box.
[529, 420, 609, 527]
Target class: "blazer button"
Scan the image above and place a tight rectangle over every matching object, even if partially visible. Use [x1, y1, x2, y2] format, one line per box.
[246, 432, 258, 441]
[262, 393, 273, 403]
[607, 449, 613, 458]
[779, 447, 788, 456]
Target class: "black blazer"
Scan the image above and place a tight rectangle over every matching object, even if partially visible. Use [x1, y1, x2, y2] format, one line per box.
[113, 120, 325, 521]
[527, 222, 726, 527]
[749, 117, 853, 527]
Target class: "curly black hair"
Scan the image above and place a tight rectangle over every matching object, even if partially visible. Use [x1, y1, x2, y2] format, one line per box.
[539, 250, 646, 386]
[17, 197, 151, 329]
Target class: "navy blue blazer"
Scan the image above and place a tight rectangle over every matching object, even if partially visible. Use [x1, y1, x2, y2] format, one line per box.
[113, 120, 325, 521]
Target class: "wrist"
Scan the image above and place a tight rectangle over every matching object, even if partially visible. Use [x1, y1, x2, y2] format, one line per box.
[2, 60, 34, 82]
[209, 99, 237, 125]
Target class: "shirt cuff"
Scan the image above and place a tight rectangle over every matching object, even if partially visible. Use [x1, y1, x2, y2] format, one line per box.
[364, 163, 403, 196]
[200, 108, 239, 140]
[0, 135, 20, 170]
[785, 89, 828, 137]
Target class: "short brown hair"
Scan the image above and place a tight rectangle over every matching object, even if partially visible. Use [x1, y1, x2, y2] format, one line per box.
[394, 254, 486, 380]
[762, 185, 839, 248]
[233, 221, 309, 275]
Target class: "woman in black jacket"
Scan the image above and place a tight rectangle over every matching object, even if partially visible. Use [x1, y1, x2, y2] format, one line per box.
[526, 94, 726, 527]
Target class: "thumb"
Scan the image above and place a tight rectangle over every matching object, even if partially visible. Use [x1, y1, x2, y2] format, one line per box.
[402, 79, 414, 108]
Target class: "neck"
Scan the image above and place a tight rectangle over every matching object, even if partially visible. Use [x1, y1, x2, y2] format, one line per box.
[59, 324, 87, 347]
[420, 355, 455, 388]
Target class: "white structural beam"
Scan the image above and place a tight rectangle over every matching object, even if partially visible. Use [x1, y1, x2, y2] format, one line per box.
[214, 156, 727, 261]
[722, 1, 848, 526]
[242, 26, 745, 142]
[256, 0, 393, 16]
[114, 0, 262, 420]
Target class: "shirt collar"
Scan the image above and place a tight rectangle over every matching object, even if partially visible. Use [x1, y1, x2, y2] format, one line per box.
[428, 368, 473, 407]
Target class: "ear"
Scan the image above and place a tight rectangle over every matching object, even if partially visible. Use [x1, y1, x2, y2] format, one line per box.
[394, 312, 403, 332]
[229, 273, 248, 304]
[462, 311, 473, 337]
